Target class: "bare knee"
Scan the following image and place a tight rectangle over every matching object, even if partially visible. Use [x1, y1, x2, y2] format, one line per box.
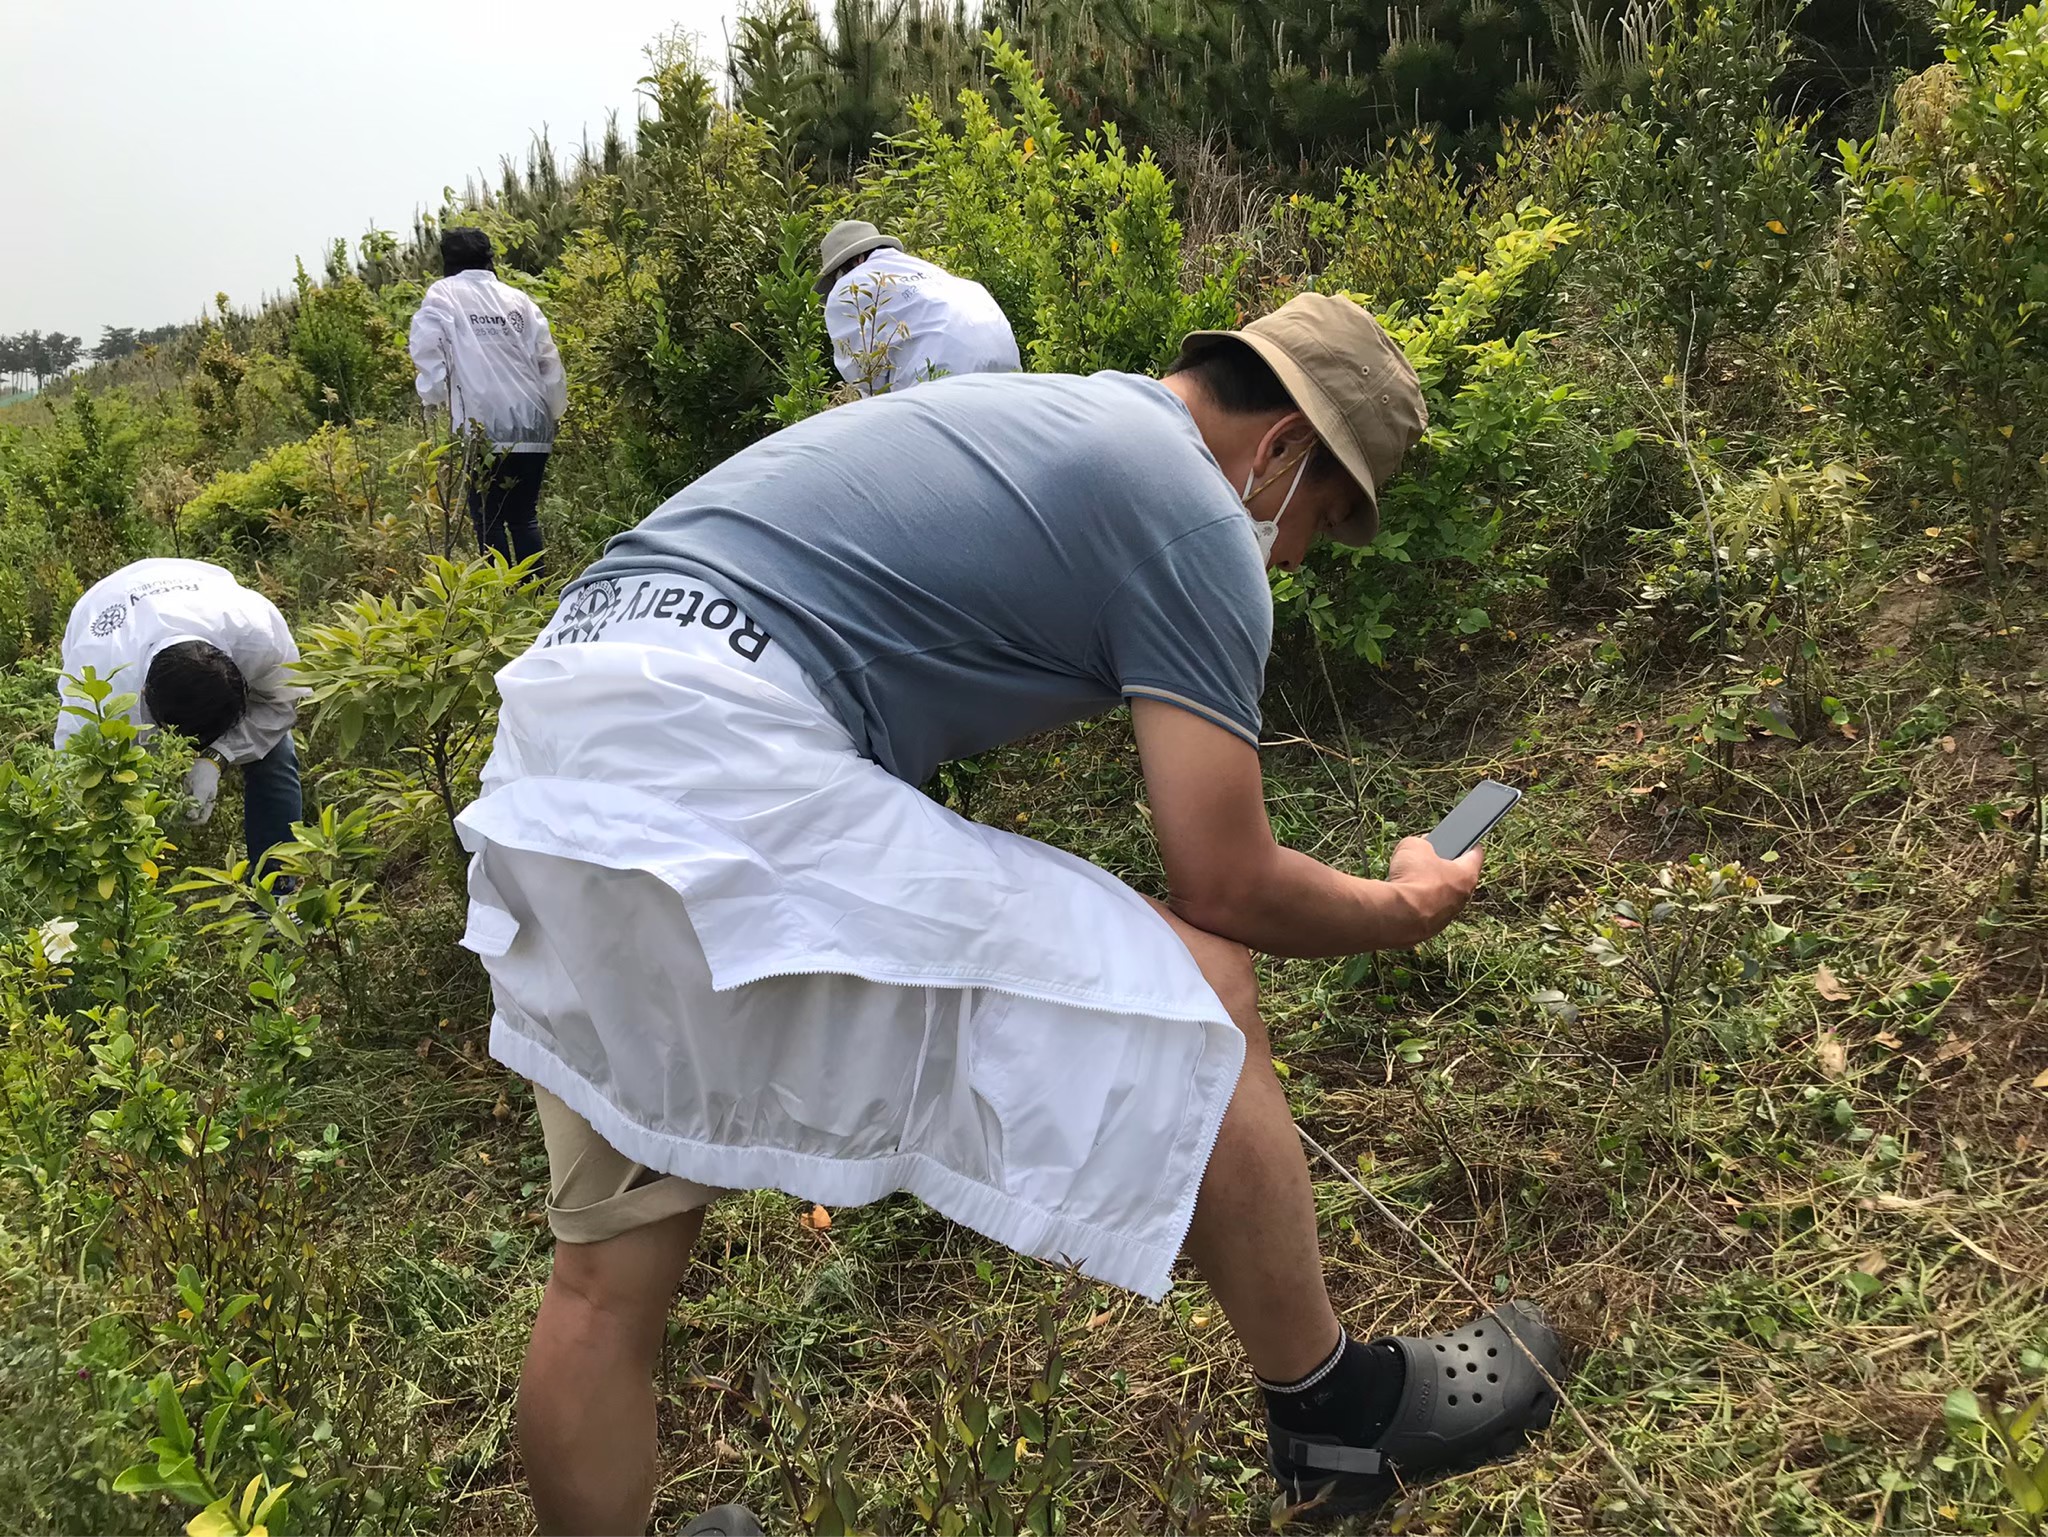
[540, 1214, 697, 1358]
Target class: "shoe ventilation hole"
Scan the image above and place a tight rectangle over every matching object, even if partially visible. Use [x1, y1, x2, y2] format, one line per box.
[1446, 1368, 1457, 1380]
[1448, 1394, 1459, 1406]
[1473, 1392, 1484, 1404]
[1487, 1373, 1499, 1383]
[1467, 1363, 1478, 1373]
[1458, 1342, 1469, 1351]
[1475, 1328, 1486, 1337]
[1487, 1347, 1498, 1357]
[1435, 1343, 1446, 1352]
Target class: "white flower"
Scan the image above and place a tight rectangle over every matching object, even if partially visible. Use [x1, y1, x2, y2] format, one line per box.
[35, 918, 78, 965]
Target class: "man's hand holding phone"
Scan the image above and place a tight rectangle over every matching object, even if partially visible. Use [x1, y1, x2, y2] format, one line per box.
[1384, 835, 1483, 947]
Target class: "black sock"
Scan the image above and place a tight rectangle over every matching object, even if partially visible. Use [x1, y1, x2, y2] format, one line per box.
[1259, 1331, 1407, 1453]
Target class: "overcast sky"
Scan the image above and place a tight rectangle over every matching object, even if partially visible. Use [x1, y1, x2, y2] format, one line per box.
[1, 0, 738, 342]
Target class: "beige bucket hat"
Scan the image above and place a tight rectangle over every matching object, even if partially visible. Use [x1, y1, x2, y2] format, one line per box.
[814, 220, 904, 295]
[1174, 293, 1427, 546]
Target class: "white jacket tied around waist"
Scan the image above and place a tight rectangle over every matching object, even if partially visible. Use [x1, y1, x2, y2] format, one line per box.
[56, 560, 304, 808]
[409, 270, 568, 453]
[457, 579, 1244, 1299]
[826, 250, 1022, 396]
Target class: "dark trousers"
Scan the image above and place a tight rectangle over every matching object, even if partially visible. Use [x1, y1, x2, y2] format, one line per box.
[242, 734, 303, 877]
[468, 451, 549, 575]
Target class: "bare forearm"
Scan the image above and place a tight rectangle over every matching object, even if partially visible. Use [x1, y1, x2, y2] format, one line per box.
[1170, 844, 1437, 958]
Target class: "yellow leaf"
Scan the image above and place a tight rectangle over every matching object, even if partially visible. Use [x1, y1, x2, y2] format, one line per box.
[1999, 424, 2015, 438]
[799, 1203, 832, 1230]
[97, 872, 118, 900]
[1815, 964, 1851, 1002]
[2033, 1066, 2048, 1089]
[1925, 526, 1944, 537]
[1697, 257, 1715, 269]
[1022, 135, 1035, 159]
[1766, 219, 1787, 234]
[185, 1504, 239, 1537]
[1816, 1030, 1847, 1078]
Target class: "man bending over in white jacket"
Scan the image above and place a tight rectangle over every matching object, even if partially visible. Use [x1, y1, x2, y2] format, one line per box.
[57, 558, 306, 878]
[817, 219, 1021, 396]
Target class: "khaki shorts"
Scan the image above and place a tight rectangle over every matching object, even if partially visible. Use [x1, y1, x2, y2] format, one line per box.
[533, 1084, 722, 1244]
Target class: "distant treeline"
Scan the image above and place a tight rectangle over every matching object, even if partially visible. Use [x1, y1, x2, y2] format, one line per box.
[2, 326, 183, 396]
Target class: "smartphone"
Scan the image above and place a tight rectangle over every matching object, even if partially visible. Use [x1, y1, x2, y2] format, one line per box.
[1425, 779, 1522, 859]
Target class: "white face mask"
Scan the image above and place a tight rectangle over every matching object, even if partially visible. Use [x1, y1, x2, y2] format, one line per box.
[1241, 450, 1312, 567]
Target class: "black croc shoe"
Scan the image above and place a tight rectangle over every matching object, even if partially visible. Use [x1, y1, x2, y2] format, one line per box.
[1270, 1302, 1563, 1519]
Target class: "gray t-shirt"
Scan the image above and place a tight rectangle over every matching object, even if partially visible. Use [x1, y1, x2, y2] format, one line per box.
[575, 371, 1272, 786]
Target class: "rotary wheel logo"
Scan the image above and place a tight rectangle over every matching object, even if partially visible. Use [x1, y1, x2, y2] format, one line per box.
[90, 603, 127, 637]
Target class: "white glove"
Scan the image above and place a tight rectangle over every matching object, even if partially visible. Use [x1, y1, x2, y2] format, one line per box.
[184, 757, 221, 824]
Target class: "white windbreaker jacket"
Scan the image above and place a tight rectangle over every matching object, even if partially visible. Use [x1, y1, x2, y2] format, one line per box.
[56, 560, 304, 813]
[408, 270, 569, 453]
[826, 250, 1022, 396]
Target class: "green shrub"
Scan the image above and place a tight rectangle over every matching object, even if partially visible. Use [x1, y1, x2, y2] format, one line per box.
[289, 247, 410, 425]
[1590, 0, 1824, 380]
[0, 390, 143, 575]
[552, 37, 799, 494]
[295, 555, 549, 865]
[877, 32, 1239, 377]
[1273, 207, 1589, 663]
[1828, 0, 2048, 570]
[0, 511, 80, 666]
[178, 425, 364, 547]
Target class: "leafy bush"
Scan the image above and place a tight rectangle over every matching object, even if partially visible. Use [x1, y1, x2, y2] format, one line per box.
[1287, 122, 1597, 325]
[1590, 0, 1824, 379]
[0, 508, 81, 666]
[295, 555, 549, 861]
[1273, 207, 1590, 662]
[0, 672, 187, 1010]
[289, 247, 410, 424]
[178, 424, 369, 549]
[0, 390, 143, 574]
[877, 33, 1238, 377]
[553, 38, 802, 493]
[1828, 0, 2048, 568]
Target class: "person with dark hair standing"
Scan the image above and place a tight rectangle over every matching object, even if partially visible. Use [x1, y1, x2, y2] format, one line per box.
[57, 558, 305, 875]
[408, 227, 568, 575]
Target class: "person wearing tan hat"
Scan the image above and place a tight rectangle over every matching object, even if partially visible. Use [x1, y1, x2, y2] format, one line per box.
[815, 218, 1021, 395]
[467, 292, 1557, 1534]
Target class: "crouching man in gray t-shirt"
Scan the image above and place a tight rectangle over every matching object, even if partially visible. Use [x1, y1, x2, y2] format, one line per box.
[467, 295, 1564, 1534]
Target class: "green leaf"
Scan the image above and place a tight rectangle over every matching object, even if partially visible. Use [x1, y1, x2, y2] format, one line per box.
[2002, 1453, 2045, 1515]
[1945, 1388, 1985, 1435]
[155, 1374, 195, 1456]
[114, 1463, 170, 1496]
[157, 1455, 214, 1508]
[251, 1482, 292, 1528]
